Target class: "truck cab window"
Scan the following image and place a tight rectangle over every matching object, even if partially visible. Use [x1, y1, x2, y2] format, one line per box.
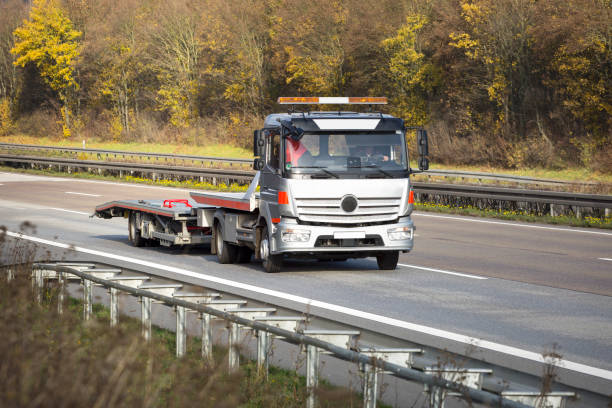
[268, 134, 280, 169]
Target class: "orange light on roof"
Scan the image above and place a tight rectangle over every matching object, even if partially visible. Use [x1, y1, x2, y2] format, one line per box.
[277, 97, 387, 105]
[348, 97, 388, 104]
[278, 191, 289, 204]
[278, 97, 319, 104]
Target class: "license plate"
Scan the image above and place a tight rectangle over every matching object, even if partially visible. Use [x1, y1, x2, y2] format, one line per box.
[333, 231, 365, 239]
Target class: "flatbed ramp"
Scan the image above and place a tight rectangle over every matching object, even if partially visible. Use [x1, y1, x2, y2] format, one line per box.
[95, 199, 209, 219]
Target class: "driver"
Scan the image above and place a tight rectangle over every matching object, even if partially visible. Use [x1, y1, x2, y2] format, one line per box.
[286, 139, 313, 166]
[356, 145, 389, 162]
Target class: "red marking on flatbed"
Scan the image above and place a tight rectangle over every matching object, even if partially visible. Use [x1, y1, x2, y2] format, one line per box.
[96, 203, 179, 217]
[191, 195, 251, 211]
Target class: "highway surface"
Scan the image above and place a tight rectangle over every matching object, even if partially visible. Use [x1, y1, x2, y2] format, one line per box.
[1, 171, 611, 397]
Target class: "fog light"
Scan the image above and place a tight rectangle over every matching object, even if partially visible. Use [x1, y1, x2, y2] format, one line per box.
[281, 229, 311, 242]
[388, 226, 413, 241]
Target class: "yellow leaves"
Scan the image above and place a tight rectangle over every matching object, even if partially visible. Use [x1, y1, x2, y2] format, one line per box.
[382, 13, 439, 126]
[0, 98, 13, 137]
[11, 0, 81, 96]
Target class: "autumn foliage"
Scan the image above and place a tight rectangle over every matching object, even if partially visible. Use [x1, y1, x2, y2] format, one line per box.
[0, 0, 610, 170]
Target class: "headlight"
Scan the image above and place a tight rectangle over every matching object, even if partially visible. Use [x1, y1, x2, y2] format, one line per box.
[387, 226, 413, 241]
[281, 229, 311, 242]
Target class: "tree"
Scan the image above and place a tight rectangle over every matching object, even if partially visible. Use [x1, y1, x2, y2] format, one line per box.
[382, 13, 440, 126]
[12, 0, 81, 138]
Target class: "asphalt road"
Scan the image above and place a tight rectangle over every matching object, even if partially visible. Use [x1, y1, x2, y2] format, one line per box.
[1, 171, 611, 396]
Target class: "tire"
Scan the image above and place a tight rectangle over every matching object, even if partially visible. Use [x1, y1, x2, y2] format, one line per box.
[128, 212, 144, 247]
[236, 246, 253, 263]
[260, 226, 282, 273]
[376, 251, 399, 270]
[215, 222, 237, 264]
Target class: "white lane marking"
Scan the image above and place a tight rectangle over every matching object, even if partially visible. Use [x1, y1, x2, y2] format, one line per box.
[599, 258, 612, 262]
[413, 212, 612, 236]
[65, 191, 101, 197]
[47, 207, 89, 215]
[7, 231, 612, 381]
[399, 263, 487, 280]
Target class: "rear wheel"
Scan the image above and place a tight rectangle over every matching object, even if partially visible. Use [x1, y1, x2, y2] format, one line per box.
[376, 251, 399, 270]
[128, 212, 144, 247]
[215, 222, 237, 264]
[260, 226, 282, 273]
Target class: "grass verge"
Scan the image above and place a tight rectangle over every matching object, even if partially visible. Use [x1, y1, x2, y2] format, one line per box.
[0, 267, 373, 407]
[1, 134, 252, 159]
[1, 165, 610, 229]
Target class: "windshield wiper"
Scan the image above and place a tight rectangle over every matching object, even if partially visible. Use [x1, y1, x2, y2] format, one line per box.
[290, 166, 340, 179]
[362, 164, 394, 178]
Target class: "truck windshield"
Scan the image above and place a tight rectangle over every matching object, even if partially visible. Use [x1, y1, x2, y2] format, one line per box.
[285, 132, 408, 178]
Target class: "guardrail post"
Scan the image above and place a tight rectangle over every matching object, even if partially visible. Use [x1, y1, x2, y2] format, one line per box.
[257, 330, 271, 376]
[306, 345, 320, 408]
[57, 271, 64, 315]
[425, 384, 445, 408]
[33, 268, 43, 304]
[83, 278, 92, 320]
[200, 312, 212, 361]
[110, 287, 119, 327]
[176, 306, 186, 358]
[228, 321, 240, 372]
[362, 363, 378, 408]
[141, 296, 151, 341]
[606, 208, 611, 217]
[550, 204, 556, 217]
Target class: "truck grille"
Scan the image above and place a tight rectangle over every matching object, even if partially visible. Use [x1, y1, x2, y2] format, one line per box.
[294, 197, 401, 224]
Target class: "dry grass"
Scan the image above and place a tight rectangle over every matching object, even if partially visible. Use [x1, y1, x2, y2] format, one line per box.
[0, 224, 368, 407]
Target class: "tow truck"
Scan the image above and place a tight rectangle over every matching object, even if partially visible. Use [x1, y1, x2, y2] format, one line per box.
[94, 97, 430, 272]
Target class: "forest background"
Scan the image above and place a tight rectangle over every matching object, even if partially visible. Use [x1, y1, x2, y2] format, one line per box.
[0, 0, 610, 172]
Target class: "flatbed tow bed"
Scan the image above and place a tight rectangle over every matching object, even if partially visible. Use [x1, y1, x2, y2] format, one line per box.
[95, 198, 215, 247]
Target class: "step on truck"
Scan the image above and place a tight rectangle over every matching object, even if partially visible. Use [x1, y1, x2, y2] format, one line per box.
[94, 97, 430, 272]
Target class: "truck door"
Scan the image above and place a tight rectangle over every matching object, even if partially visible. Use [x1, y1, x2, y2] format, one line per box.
[261, 131, 282, 206]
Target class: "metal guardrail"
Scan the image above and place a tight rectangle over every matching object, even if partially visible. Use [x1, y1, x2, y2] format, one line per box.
[1, 153, 611, 212]
[0, 142, 252, 165]
[21, 261, 581, 408]
[0, 154, 254, 183]
[0, 142, 602, 186]
[412, 182, 612, 209]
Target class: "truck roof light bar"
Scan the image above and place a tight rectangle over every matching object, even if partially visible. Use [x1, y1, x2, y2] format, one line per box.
[277, 97, 387, 105]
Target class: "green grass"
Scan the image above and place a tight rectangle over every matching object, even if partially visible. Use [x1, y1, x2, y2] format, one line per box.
[1, 134, 252, 158]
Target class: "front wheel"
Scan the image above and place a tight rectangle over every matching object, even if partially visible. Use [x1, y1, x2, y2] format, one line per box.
[376, 251, 399, 270]
[215, 222, 237, 264]
[260, 226, 282, 273]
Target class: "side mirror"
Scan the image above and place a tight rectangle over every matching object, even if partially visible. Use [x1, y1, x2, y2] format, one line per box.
[253, 130, 265, 157]
[416, 129, 429, 171]
[418, 157, 429, 171]
[417, 129, 428, 156]
[253, 158, 264, 170]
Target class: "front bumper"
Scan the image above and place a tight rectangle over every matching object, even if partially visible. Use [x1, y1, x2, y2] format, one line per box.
[270, 217, 414, 255]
